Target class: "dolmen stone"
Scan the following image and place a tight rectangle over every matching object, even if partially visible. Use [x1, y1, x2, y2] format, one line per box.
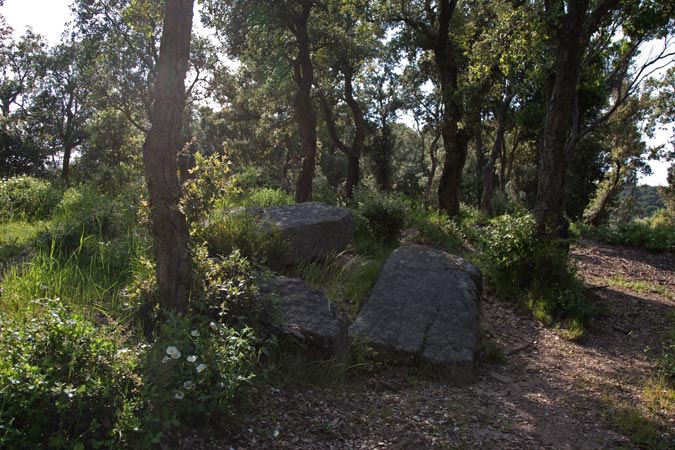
[260, 276, 350, 363]
[257, 202, 354, 265]
[348, 245, 481, 383]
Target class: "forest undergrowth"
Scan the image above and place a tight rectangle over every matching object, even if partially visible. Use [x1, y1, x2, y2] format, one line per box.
[1, 178, 674, 449]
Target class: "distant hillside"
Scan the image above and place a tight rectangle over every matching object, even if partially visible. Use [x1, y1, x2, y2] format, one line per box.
[620, 185, 666, 218]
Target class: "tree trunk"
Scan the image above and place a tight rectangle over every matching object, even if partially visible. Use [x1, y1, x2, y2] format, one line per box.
[424, 133, 441, 203]
[293, 6, 317, 203]
[62, 144, 72, 183]
[480, 93, 512, 214]
[435, 0, 467, 218]
[474, 119, 484, 208]
[535, 0, 588, 238]
[319, 65, 365, 200]
[141, 0, 194, 313]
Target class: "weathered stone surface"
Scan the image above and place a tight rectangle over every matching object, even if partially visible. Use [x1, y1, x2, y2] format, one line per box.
[258, 202, 354, 265]
[260, 276, 350, 362]
[348, 245, 481, 382]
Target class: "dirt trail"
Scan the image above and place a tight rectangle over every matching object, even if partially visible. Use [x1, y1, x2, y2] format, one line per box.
[182, 241, 675, 450]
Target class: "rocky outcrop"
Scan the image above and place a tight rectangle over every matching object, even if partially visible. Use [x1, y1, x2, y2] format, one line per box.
[257, 202, 355, 266]
[348, 245, 481, 382]
[260, 276, 349, 363]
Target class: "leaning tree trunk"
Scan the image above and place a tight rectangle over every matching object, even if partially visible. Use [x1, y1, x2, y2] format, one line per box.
[141, 0, 194, 312]
[535, 0, 588, 239]
[319, 66, 366, 200]
[293, 7, 317, 203]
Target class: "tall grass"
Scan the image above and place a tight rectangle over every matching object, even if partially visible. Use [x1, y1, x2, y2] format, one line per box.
[0, 232, 144, 321]
[289, 252, 384, 319]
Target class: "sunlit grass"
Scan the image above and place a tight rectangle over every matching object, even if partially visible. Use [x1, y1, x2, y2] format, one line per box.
[606, 276, 672, 298]
[0, 220, 46, 261]
[0, 234, 142, 321]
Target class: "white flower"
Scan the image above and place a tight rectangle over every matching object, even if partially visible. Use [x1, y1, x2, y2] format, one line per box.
[187, 355, 197, 363]
[166, 346, 181, 359]
[196, 363, 207, 373]
[191, 329, 200, 337]
[174, 391, 184, 400]
[209, 321, 218, 330]
[162, 356, 170, 363]
[184, 380, 194, 390]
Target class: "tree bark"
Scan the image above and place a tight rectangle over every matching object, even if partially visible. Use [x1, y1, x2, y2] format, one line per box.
[480, 93, 512, 214]
[293, 4, 317, 203]
[318, 66, 366, 200]
[434, 0, 467, 218]
[535, 0, 589, 238]
[141, 0, 194, 312]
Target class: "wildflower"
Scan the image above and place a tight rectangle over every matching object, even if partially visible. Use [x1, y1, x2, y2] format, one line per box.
[162, 356, 171, 363]
[196, 363, 207, 373]
[191, 329, 200, 337]
[209, 321, 218, 330]
[175, 391, 184, 400]
[166, 346, 181, 359]
[184, 380, 194, 390]
[187, 355, 197, 363]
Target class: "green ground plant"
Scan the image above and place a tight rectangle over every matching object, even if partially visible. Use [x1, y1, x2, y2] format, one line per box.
[239, 187, 294, 208]
[0, 176, 63, 223]
[0, 220, 45, 261]
[200, 211, 289, 269]
[574, 220, 675, 253]
[142, 315, 259, 429]
[0, 299, 142, 449]
[290, 252, 384, 320]
[476, 213, 594, 336]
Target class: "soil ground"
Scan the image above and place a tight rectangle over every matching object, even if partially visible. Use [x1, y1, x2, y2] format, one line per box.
[181, 240, 675, 450]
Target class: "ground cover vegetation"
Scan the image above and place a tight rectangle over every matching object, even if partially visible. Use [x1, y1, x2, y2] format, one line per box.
[1, 0, 675, 448]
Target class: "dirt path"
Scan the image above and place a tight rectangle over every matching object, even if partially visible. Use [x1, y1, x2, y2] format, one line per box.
[182, 241, 675, 450]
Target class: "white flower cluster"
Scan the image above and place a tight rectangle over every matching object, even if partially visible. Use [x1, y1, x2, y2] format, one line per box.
[163, 343, 208, 400]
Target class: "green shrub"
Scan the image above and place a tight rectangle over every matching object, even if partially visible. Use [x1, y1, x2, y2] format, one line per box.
[200, 211, 288, 268]
[240, 187, 294, 208]
[355, 189, 410, 245]
[411, 207, 466, 253]
[576, 220, 675, 253]
[182, 152, 238, 225]
[142, 315, 259, 429]
[49, 186, 136, 250]
[192, 247, 267, 327]
[0, 299, 142, 449]
[0, 176, 62, 223]
[477, 213, 593, 332]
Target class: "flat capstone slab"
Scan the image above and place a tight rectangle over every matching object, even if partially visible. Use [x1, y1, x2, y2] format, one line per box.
[348, 245, 481, 381]
[259, 202, 354, 265]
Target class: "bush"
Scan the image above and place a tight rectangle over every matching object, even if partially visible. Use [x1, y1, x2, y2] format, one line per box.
[409, 206, 467, 253]
[192, 247, 267, 327]
[200, 211, 288, 268]
[477, 213, 593, 332]
[182, 152, 238, 225]
[0, 299, 142, 449]
[240, 187, 294, 208]
[49, 186, 136, 248]
[355, 189, 410, 245]
[576, 220, 675, 253]
[142, 315, 259, 429]
[0, 176, 62, 223]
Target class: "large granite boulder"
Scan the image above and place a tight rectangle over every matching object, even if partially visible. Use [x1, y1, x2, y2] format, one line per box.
[260, 276, 350, 363]
[348, 245, 481, 382]
[258, 202, 354, 266]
